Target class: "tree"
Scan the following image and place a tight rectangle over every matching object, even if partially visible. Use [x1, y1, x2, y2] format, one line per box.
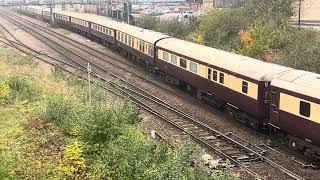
[276, 28, 320, 73]
[156, 19, 196, 40]
[245, 0, 297, 24]
[135, 15, 159, 30]
[238, 18, 280, 62]
[196, 8, 251, 51]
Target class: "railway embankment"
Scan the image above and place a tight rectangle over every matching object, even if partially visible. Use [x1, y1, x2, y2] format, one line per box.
[0, 45, 234, 179]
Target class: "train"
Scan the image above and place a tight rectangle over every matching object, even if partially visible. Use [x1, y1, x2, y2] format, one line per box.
[13, 5, 320, 160]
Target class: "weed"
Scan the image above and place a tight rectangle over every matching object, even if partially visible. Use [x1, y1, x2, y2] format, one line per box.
[51, 66, 65, 81]
[0, 80, 11, 103]
[58, 140, 86, 179]
[0, 47, 36, 66]
[7, 75, 40, 102]
[44, 95, 84, 135]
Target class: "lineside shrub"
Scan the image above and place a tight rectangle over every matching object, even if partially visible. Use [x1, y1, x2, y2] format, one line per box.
[7, 76, 40, 101]
[0, 75, 40, 103]
[58, 140, 86, 179]
[81, 101, 139, 146]
[0, 80, 11, 103]
[44, 94, 84, 134]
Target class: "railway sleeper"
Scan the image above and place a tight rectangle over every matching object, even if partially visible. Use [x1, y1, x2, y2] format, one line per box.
[198, 131, 210, 137]
[224, 149, 241, 155]
[202, 135, 218, 141]
[218, 146, 235, 151]
[183, 126, 199, 131]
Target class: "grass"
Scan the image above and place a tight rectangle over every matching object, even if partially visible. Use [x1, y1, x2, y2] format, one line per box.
[0, 46, 68, 179]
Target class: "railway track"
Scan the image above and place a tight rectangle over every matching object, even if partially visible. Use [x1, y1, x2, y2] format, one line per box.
[0, 8, 312, 179]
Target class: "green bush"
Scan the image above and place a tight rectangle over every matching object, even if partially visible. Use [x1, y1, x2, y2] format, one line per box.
[58, 140, 86, 179]
[197, 8, 250, 51]
[275, 28, 320, 73]
[0, 76, 40, 103]
[0, 80, 11, 103]
[135, 15, 159, 30]
[51, 66, 65, 81]
[82, 102, 139, 145]
[156, 19, 197, 40]
[136, 15, 198, 40]
[100, 127, 154, 179]
[100, 133, 213, 180]
[0, 47, 36, 66]
[44, 95, 84, 134]
[246, 0, 297, 24]
[7, 76, 40, 101]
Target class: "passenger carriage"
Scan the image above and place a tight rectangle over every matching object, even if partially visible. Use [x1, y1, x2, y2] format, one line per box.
[270, 70, 320, 152]
[114, 24, 169, 65]
[156, 38, 291, 127]
[43, 9, 51, 22]
[54, 12, 71, 28]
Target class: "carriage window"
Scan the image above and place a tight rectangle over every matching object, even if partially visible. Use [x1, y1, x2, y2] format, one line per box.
[219, 73, 224, 84]
[128, 37, 131, 46]
[142, 42, 145, 52]
[180, 58, 187, 69]
[212, 70, 218, 81]
[270, 91, 278, 106]
[131, 38, 134, 47]
[242, 81, 248, 94]
[163, 52, 169, 61]
[125, 35, 127, 44]
[121, 33, 124, 42]
[171, 55, 177, 65]
[190, 62, 197, 73]
[300, 101, 310, 117]
[139, 41, 142, 51]
[207, 69, 212, 80]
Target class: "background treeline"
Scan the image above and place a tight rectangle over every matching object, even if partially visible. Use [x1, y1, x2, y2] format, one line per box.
[136, 0, 320, 74]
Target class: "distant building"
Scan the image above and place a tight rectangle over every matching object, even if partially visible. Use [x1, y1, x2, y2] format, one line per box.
[294, 0, 320, 29]
[201, 0, 244, 11]
[297, 0, 320, 21]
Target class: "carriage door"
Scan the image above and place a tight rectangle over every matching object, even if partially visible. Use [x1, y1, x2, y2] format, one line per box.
[270, 91, 280, 125]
